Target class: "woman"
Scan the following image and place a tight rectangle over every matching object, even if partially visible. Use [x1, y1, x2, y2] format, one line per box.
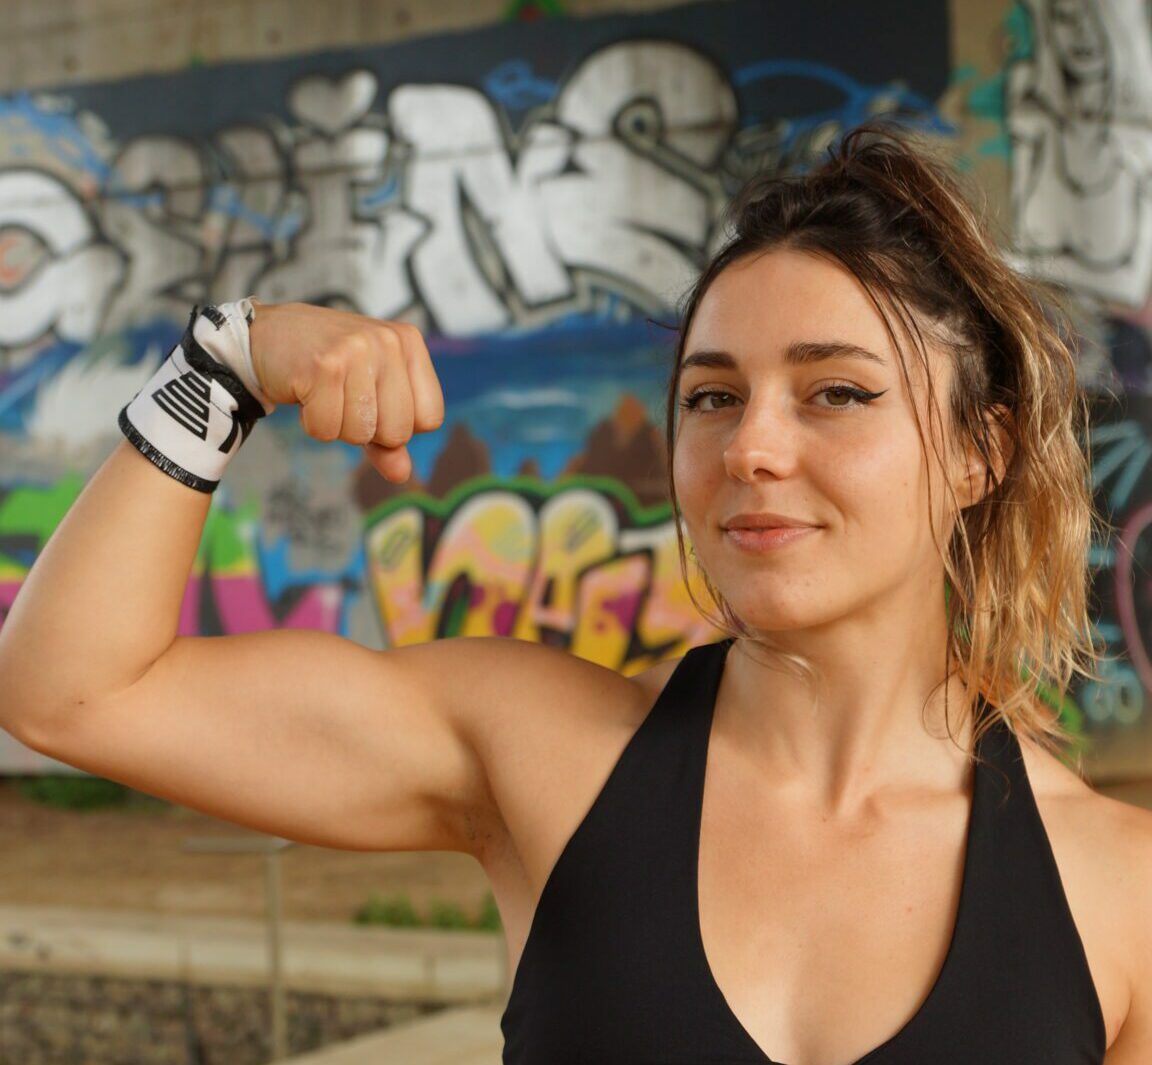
[1, 128, 1149, 1063]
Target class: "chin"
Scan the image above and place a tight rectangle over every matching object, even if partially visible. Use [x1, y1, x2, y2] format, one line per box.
[719, 599, 830, 635]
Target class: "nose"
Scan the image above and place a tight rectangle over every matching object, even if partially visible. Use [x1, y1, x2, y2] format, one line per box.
[721, 395, 798, 483]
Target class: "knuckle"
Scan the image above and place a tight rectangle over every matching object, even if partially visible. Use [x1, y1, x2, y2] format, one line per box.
[369, 323, 396, 350]
[314, 349, 346, 379]
[391, 320, 423, 345]
[336, 332, 371, 364]
[418, 409, 445, 432]
[352, 328, 379, 354]
[376, 427, 410, 449]
[376, 410, 414, 449]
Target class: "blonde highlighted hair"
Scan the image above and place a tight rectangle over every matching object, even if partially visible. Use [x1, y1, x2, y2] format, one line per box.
[664, 125, 1107, 759]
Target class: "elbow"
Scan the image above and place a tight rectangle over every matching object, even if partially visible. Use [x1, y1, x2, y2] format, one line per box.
[0, 689, 78, 756]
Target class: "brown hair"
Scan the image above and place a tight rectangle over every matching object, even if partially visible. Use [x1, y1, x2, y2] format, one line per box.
[664, 124, 1106, 759]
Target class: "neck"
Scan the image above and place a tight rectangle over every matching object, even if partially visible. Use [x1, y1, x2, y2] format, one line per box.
[718, 580, 975, 816]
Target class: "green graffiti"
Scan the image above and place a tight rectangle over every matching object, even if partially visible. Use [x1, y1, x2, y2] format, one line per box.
[0, 476, 85, 568]
[504, 0, 568, 21]
[952, 1, 1035, 162]
[364, 472, 668, 530]
[195, 497, 263, 572]
[1005, 0, 1035, 62]
[1035, 679, 1086, 737]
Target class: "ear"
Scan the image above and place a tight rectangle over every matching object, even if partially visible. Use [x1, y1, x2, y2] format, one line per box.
[954, 404, 1014, 509]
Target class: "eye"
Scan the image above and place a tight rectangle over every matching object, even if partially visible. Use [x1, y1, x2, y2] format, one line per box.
[680, 384, 887, 415]
[812, 384, 889, 411]
[679, 389, 737, 413]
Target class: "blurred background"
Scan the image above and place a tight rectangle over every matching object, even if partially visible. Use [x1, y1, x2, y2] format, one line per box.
[0, 0, 1149, 1062]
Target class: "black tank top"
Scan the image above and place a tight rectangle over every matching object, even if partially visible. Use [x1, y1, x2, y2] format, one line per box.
[500, 637, 1106, 1064]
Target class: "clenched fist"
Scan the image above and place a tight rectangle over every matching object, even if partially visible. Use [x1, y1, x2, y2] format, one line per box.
[248, 302, 444, 484]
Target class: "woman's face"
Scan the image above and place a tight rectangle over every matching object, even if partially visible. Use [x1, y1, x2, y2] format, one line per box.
[1049, 0, 1108, 84]
[672, 247, 966, 635]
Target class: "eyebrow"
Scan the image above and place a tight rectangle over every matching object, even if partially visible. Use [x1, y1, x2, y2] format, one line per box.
[680, 341, 886, 372]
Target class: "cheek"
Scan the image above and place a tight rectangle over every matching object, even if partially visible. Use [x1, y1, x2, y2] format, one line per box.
[671, 436, 709, 498]
[670, 440, 717, 547]
[828, 429, 927, 529]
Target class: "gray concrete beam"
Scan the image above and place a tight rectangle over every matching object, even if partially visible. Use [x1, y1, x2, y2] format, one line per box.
[0, 904, 510, 1002]
[281, 1005, 504, 1064]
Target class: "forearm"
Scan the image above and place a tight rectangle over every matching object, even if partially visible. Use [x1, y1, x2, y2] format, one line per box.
[0, 439, 211, 740]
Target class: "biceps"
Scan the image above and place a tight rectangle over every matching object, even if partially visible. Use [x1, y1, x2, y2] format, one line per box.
[26, 631, 488, 853]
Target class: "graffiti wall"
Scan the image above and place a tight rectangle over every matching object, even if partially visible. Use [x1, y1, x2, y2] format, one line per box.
[1006, 0, 1152, 305]
[0, 0, 1147, 779]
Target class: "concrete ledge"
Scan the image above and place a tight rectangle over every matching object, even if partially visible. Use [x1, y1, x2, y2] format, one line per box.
[282, 1005, 504, 1064]
[0, 905, 510, 1003]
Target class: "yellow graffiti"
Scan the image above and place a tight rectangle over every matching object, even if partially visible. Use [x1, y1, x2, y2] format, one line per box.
[363, 476, 723, 671]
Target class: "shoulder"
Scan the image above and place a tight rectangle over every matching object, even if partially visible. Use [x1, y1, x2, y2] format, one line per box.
[443, 635, 684, 804]
[1018, 734, 1152, 883]
[1019, 734, 1152, 915]
[1018, 735, 1152, 1050]
[630, 653, 684, 703]
[422, 635, 657, 745]
[445, 637, 685, 881]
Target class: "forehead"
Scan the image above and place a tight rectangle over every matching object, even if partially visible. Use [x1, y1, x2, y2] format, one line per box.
[682, 247, 899, 369]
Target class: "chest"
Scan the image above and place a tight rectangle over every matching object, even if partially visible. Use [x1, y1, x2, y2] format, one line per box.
[491, 678, 1111, 1065]
[695, 756, 970, 1065]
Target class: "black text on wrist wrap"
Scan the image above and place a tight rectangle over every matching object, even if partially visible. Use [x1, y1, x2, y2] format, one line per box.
[117, 305, 269, 493]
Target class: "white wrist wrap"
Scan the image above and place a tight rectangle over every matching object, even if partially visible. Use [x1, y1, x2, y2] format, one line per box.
[118, 303, 272, 493]
[195, 299, 275, 415]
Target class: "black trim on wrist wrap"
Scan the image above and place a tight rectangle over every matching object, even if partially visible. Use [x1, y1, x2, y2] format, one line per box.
[118, 406, 220, 494]
[185, 304, 269, 438]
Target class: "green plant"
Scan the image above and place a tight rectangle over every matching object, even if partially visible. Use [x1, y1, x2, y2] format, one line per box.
[14, 775, 130, 810]
[474, 891, 502, 931]
[353, 893, 421, 927]
[352, 890, 503, 931]
[426, 900, 471, 929]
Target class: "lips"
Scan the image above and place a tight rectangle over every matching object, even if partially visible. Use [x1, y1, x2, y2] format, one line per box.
[723, 523, 820, 552]
[721, 512, 818, 530]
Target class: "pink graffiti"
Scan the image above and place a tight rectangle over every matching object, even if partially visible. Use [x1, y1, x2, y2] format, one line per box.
[0, 580, 22, 626]
[493, 599, 519, 636]
[1115, 501, 1152, 696]
[601, 589, 642, 632]
[177, 574, 344, 635]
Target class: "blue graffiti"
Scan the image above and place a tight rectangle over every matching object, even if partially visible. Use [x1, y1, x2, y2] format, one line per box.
[0, 341, 80, 432]
[106, 190, 165, 209]
[483, 59, 560, 113]
[1090, 421, 1152, 510]
[0, 91, 115, 181]
[208, 185, 303, 241]
[733, 59, 953, 151]
[255, 532, 366, 637]
[357, 176, 401, 212]
[0, 320, 182, 433]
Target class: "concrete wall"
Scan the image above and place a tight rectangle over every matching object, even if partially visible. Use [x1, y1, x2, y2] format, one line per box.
[0, 0, 688, 92]
[0, 0, 1149, 780]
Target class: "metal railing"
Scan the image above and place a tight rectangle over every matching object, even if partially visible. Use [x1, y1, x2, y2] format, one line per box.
[182, 834, 295, 1062]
